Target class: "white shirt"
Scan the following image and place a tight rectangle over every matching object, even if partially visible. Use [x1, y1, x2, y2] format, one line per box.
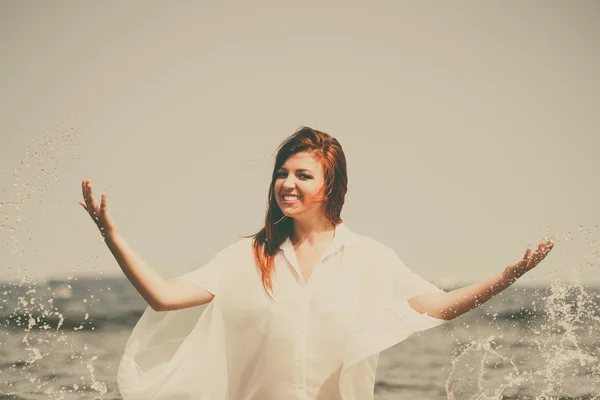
[117, 223, 448, 400]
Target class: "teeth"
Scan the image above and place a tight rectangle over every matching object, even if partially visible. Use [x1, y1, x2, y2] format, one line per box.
[284, 196, 300, 201]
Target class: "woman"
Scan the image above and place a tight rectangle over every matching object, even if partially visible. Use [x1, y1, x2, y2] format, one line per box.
[80, 127, 554, 400]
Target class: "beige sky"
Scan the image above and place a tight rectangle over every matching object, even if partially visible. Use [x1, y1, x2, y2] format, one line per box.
[1, 1, 599, 286]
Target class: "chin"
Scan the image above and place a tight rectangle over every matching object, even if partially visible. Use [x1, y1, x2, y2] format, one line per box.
[281, 208, 298, 217]
[278, 205, 301, 218]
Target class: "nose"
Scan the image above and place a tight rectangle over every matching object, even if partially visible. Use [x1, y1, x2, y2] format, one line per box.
[282, 175, 296, 189]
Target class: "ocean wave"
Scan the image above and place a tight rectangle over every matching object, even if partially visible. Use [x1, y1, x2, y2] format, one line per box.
[0, 310, 144, 331]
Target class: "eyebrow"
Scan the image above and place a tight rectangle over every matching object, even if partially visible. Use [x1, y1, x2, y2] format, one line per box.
[277, 167, 314, 174]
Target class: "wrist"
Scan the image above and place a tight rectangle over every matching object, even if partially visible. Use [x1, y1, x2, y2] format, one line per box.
[104, 231, 121, 246]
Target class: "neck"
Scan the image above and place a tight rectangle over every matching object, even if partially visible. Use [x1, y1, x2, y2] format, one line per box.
[290, 216, 335, 247]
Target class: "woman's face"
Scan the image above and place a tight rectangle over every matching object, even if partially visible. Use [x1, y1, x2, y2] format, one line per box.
[274, 151, 328, 219]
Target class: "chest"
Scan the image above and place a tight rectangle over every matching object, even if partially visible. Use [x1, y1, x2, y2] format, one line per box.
[219, 248, 361, 337]
[294, 245, 328, 283]
[217, 246, 364, 340]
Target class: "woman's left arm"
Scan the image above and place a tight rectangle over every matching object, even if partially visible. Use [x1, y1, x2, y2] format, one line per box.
[408, 240, 555, 320]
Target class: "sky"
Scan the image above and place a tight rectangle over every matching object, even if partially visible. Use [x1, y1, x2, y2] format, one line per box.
[1, 1, 599, 287]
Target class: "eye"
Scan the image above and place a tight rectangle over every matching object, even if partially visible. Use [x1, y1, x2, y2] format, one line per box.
[275, 171, 312, 180]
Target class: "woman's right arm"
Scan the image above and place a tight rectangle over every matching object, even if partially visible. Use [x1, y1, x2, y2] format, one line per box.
[80, 179, 214, 312]
[104, 234, 214, 311]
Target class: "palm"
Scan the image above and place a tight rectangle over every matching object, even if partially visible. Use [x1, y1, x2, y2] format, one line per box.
[506, 240, 555, 280]
[79, 179, 118, 238]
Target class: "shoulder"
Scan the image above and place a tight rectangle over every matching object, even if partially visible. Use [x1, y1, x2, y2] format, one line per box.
[352, 233, 395, 255]
[216, 237, 254, 258]
[348, 234, 418, 283]
[348, 233, 405, 272]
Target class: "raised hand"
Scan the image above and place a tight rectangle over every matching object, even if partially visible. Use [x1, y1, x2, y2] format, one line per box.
[504, 240, 555, 282]
[79, 179, 118, 240]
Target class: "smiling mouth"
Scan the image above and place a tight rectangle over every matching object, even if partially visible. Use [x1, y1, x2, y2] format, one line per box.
[282, 195, 301, 204]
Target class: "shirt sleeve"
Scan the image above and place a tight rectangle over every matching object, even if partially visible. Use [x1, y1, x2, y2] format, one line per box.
[174, 248, 227, 296]
[339, 243, 449, 398]
[385, 247, 448, 332]
[117, 247, 233, 400]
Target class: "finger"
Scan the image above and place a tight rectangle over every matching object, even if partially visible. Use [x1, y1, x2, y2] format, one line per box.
[83, 180, 92, 207]
[523, 248, 533, 268]
[540, 241, 554, 258]
[535, 242, 545, 255]
[84, 188, 93, 212]
[84, 179, 93, 205]
[84, 180, 92, 205]
[86, 182, 101, 219]
[79, 200, 87, 210]
[87, 181, 98, 207]
[539, 240, 553, 253]
[100, 193, 107, 212]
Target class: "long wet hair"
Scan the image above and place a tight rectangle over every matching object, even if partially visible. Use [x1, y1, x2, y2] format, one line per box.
[250, 127, 348, 299]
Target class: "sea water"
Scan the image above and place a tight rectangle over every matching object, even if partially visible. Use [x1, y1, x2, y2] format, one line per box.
[0, 280, 598, 399]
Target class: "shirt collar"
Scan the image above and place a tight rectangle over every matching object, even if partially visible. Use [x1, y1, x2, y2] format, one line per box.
[279, 222, 360, 251]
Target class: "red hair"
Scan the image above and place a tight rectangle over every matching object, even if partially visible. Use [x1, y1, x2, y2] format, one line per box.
[248, 127, 348, 299]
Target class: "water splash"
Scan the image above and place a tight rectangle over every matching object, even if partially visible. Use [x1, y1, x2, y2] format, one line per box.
[445, 336, 528, 399]
[87, 355, 108, 395]
[1, 119, 82, 276]
[446, 281, 600, 400]
[532, 282, 600, 399]
[0, 119, 111, 398]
